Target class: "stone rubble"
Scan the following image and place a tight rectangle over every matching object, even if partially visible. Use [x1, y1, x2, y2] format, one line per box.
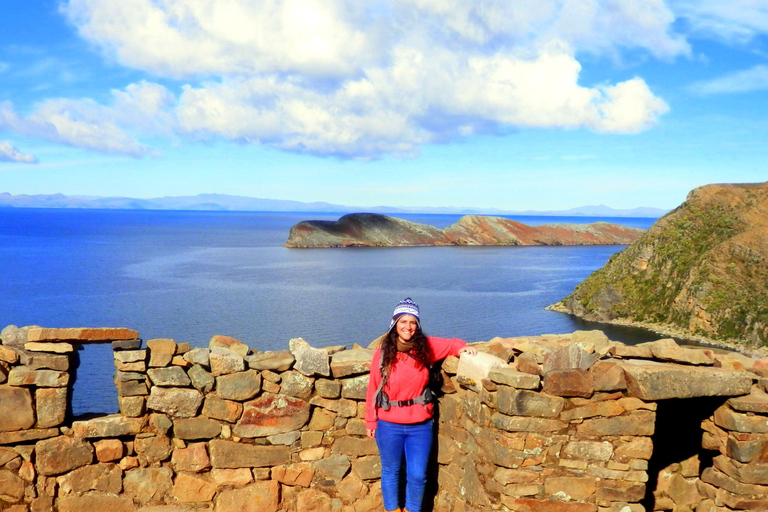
[0, 325, 767, 511]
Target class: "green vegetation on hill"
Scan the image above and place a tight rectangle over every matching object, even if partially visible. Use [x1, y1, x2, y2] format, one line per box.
[559, 182, 768, 348]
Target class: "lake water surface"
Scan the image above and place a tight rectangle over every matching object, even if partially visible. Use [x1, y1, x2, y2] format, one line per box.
[0, 208, 659, 415]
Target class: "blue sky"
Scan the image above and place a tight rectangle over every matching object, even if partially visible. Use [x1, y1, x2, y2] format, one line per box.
[1, 1, 767, 211]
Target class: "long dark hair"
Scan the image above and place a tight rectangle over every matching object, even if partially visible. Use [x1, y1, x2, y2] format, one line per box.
[381, 318, 433, 385]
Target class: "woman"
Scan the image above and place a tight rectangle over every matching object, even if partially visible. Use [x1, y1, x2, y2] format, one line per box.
[365, 298, 476, 512]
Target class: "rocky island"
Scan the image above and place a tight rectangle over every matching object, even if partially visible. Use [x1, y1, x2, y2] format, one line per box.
[285, 213, 644, 247]
[551, 181, 768, 350]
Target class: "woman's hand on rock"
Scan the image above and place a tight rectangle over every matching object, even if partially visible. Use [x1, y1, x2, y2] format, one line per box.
[366, 428, 376, 439]
[458, 346, 477, 357]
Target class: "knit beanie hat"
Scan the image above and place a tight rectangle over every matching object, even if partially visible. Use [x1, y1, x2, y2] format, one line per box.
[389, 297, 420, 330]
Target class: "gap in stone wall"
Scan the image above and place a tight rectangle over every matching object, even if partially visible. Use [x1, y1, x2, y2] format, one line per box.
[642, 396, 726, 511]
[69, 342, 120, 418]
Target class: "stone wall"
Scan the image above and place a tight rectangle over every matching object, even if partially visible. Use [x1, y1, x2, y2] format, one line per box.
[1, 325, 768, 512]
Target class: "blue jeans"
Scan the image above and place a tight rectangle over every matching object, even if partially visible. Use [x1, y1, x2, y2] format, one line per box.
[376, 419, 434, 512]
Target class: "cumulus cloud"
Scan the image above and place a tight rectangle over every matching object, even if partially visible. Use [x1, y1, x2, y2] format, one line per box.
[0, 141, 37, 164]
[690, 65, 768, 95]
[0, 98, 151, 157]
[7, 0, 689, 158]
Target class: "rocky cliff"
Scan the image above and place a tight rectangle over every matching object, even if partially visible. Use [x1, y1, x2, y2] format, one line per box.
[553, 182, 768, 348]
[285, 213, 644, 247]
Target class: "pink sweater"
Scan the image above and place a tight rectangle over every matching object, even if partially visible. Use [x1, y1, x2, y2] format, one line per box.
[365, 336, 466, 430]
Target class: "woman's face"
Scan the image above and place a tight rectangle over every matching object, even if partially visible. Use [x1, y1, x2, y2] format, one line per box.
[395, 314, 418, 342]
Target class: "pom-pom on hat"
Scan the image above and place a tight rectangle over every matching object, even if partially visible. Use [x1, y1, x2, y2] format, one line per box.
[389, 297, 420, 330]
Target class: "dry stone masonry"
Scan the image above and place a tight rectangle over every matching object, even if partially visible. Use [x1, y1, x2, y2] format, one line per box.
[1, 325, 768, 511]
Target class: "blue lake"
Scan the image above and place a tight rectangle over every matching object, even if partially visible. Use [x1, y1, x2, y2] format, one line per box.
[0, 208, 660, 415]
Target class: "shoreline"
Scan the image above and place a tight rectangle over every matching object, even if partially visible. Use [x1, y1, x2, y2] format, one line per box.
[546, 303, 768, 358]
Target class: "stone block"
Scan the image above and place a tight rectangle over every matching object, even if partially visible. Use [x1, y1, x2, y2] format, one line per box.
[234, 393, 310, 438]
[0, 385, 34, 432]
[35, 387, 67, 428]
[202, 395, 243, 423]
[267, 431, 301, 446]
[94, 439, 124, 462]
[216, 370, 262, 401]
[24, 342, 73, 353]
[209, 334, 250, 356]
[0, 346, 20, 364]
[123, 466, 173, 504]
[188, 364, 215, 393]
[72, 414, 145, 438]
[0, 469, 25, 501]
[543, 344, 598, 373]
[544, 476, 597, 501]
[184, 348, 210, 367]
[496, 386, 565, 418]
[595, 480, 645, 503]
[56, 493, 136, 512]
[215, 480, 280, 512]
[352, 455, 381, 480]
[614, 437, 654, 461]
[278, 371, 313, 399]
[714, 406, 768, 433]
[728, 388, 768, 414]
[488, 367, 540, 389]
[173, 417, 222, 440]
[146, 387, 203, 417]
[563, 440, 613, 461]
[147, 366, 191, 386]
[209, 348, 245, 376]
[35, 436, 94, 476]
[18, 350, 69, 371]
[172, 472, 217, 503]
[0, 428, 58, 445]
[309, 396, 357, 417]
[589, 360, 627, 391]
[577, 411, 655, 436]
[332, 437, 379, 457]
[172, 442, 211, 473]
[209, 439, 290, 469]
[211, 468, 253, 487]
[312, 454, 351, 483]
[290, 338, 330, 377]
[116, 379, 149, 396]
[246, 350, 294, 371]
[26, 327, 139, 342]
[8, 367, 68, 387]
[135, 434, 172, 465]
[622, 363, 752, 400]
[543, 369, 594, 398]
[330, 348, 373, 378]
[341, 374, 369, 400]
[111, 339, 141, 350]
[56, 463, 122, 495]
[272, 463, 315, 487]
[119, 396, 146, 417]
[146, 338, 176, 367]
[491, 413, 567, 433]
[315, 379, 341, 398]
[456, 352, 506, 393]
[560, 399, 624, 422]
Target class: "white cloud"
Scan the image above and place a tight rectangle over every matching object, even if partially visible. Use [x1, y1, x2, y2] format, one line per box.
[8, 0, 685, 158]
[670, 0, 768, 44]
[0, 141, 37, 164]
[0, 99, 151, 157]
[690, 64, 768, 95]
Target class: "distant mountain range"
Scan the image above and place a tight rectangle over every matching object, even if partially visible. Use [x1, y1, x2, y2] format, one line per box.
[0, 192, 669, 218]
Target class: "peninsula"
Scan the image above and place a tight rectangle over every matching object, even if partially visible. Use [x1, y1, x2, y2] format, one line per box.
[285, 213, 644, 247]
[551, 181, 768, 350]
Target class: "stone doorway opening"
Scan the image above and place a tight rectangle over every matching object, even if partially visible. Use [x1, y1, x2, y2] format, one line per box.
[643, 396, 727, 511]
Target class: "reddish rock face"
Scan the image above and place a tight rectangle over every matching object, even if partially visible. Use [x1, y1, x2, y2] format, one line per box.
[285, 213, 643, 248]
[234, 393, 310, 438]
